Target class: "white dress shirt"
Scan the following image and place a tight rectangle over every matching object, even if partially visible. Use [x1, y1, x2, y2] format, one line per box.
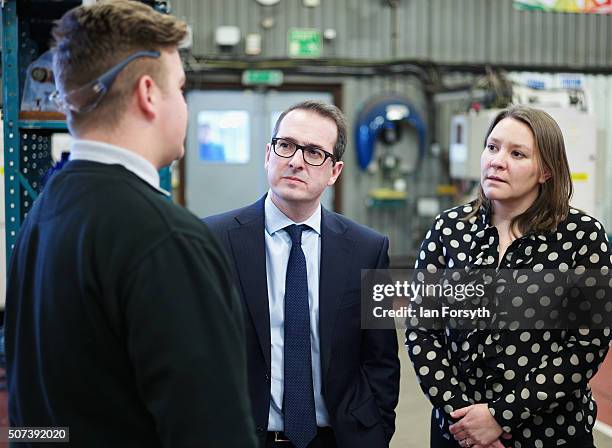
[264, 193, 330, 431]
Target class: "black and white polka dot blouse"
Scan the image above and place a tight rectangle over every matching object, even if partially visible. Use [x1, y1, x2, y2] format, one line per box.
[406, 202, 612, 447]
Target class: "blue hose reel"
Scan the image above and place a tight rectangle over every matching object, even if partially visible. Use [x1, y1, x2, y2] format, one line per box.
[354, 94, 427, 171]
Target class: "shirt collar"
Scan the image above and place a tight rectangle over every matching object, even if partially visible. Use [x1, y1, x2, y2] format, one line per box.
[69, 139, 170, 196]
[264, 191, 321, 236]
[478, 202, 491, 227]
[477, 201, 554, 241]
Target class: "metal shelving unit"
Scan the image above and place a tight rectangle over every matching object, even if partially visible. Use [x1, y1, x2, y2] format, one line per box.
[17, 121, 69, 130]
[1, 0, 171, 262]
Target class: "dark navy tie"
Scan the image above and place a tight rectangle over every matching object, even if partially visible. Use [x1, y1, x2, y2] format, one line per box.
[283, 224, 317, 448]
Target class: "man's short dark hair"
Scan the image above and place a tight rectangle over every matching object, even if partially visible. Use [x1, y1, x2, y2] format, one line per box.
[272, 100, 347, 161]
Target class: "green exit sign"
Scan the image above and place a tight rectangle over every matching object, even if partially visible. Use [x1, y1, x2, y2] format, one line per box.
[242, 70, 284, 86]
[288, 28, 322, 58]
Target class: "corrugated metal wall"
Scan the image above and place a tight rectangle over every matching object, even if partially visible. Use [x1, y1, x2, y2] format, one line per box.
[174, 0, 612, 68]
[340, 73, 612, 257]
[174, 1, 612, 258]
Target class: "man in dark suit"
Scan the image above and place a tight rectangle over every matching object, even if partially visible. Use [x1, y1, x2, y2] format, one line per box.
[204, 100, 400, 448]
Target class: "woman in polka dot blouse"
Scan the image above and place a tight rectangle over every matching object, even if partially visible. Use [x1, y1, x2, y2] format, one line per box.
[406, 106, 611, 448]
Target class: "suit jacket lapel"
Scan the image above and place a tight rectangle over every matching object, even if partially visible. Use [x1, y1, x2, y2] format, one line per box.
[319, 208, 352, 379]
[228, 198, 271, 371]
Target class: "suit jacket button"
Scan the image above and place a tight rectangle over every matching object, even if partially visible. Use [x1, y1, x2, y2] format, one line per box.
[256, 427, 265, 434]
[265, 373, 270, 381]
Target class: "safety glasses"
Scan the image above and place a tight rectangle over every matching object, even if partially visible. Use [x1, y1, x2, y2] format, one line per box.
[50, 50, 161, 114]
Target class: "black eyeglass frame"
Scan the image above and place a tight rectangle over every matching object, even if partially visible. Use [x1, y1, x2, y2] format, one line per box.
[50, 50, 161, 114]
[271, 137, 337, 166]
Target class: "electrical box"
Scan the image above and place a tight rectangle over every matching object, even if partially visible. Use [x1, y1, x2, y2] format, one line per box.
[449, 109, 500, 181]
[449, 108, 598, 215]
[545, 108, 597, 216]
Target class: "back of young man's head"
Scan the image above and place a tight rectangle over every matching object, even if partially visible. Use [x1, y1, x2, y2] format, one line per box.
[52, 0, 187, 135]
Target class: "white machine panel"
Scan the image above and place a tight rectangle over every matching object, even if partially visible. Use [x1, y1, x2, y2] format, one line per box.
[543, 108, 597, 216]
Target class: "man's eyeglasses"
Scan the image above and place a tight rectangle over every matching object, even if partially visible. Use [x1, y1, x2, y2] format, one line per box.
[271, 137, 337, 166]
[50, 50, 161, 114]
